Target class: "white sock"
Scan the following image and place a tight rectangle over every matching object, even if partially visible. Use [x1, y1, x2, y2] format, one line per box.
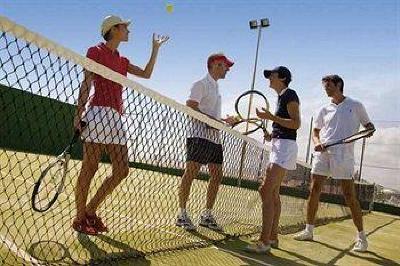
[203, 209, 212, 217]
[179, 208, 187, 216]
[305, 224, 314, 233]
[358, 230, 366, 240]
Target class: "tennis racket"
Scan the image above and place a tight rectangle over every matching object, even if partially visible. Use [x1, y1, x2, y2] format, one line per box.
[233, 90, 270, 136]
[231, 118, 268, 135]
[31, 121, 86, 212]
[323, 128, 375, 148]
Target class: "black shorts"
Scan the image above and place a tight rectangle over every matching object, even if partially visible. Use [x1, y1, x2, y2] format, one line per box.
[186, 137, 223, 165]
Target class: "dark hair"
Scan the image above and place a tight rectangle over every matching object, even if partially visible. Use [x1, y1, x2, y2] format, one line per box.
[103, 30, 112, 41]
[278, 71, 291, 86]
[322, 74, 344, 92]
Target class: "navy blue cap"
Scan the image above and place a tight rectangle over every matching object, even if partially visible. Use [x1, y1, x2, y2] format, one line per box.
[264, 66, 292, 83]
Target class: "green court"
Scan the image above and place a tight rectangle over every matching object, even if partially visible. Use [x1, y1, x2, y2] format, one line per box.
[0, 150, 352, 265]
[144, 212, 400, 266]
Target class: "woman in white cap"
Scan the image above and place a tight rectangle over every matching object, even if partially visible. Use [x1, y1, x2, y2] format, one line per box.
[72, 15, 169, 235]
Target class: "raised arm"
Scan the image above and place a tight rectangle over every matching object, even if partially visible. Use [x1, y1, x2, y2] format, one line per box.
[127, 34, 169, 79]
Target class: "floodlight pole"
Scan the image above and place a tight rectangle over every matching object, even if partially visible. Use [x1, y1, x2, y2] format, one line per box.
[250, 24, 263, 92]
[238, 18, 269, 186]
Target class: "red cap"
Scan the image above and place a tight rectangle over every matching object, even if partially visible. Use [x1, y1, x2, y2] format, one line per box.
[207, 54, 234, 68]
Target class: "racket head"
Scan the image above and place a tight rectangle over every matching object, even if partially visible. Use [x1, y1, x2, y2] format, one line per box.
[232, 119, 263, 135]
[31, 154, 69, 212]
[235, 90, 270, 120]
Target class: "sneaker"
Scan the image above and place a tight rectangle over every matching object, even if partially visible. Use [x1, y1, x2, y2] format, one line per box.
[199, 214, 223, 231]
[176, 213, 196, 231]
[251, 237, 279, 248]
[352, 238, 368, 252]
[293, 230, 313, 241]
[72, 219, 98, 235]
[86, 214, 108, 233]
[244, 241, 271, 254]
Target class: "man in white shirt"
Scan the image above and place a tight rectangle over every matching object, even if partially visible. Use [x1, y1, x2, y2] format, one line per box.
[294, 74, 375, 252]
[176, 53, 236, 231]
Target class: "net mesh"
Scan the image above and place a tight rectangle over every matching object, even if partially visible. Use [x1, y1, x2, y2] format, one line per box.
[0, 16, 373, 265]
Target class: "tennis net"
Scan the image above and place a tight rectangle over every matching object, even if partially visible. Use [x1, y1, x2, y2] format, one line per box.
[0, 15, 370, 265]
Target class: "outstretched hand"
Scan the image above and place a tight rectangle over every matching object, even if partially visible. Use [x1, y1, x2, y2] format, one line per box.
[222, 115, 240, 126]
[152, 33, 169, 48]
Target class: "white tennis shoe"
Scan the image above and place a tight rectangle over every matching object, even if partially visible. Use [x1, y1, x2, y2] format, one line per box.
[293, 230, 314, 241]
[352, 237, 368, 252]
[245, 241, 271, 253]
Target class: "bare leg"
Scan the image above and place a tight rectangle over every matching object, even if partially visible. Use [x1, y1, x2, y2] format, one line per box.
[74, 142, 103, 221]
[306, 174, 327, 225]
[86, 144, 129, 214]
[341, 179, 364, 232]
[178, 161, 201, 209]
[205, 163, 223, 210]
[258, 163, 287, 245]
[270, 188, 281, 241]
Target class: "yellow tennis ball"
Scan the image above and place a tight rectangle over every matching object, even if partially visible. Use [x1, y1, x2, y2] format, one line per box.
[166, 3, 174, 14]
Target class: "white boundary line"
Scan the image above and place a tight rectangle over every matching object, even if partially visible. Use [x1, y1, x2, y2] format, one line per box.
[0, 235, 43, 266]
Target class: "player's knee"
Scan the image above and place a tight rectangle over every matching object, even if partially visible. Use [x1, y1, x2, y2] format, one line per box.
[259, 185, 273, 199]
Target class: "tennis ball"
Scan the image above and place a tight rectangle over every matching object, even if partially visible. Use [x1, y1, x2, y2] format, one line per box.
[166, 3, 174, 14]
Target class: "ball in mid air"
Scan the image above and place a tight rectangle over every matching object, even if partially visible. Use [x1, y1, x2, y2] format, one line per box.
[166, 3, 174, 14]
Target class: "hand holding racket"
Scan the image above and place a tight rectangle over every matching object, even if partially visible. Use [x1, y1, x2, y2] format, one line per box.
[31, 121, 87, 212]
[316, 128, 376, 151]
[232, 90, 270, 136]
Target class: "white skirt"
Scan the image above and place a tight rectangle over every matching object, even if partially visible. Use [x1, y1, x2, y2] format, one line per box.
[269, 138, 298, 170]
[81, 106, 127, 145]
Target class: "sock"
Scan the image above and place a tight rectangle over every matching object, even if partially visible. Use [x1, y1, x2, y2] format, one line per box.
[305, 224, 314, 233]
[358, 230, 366, 240]
[179, 208, 187, 216]
[203, 209, 212, 217]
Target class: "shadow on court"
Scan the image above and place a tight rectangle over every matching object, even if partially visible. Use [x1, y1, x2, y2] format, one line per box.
[76, 233, 149, 265]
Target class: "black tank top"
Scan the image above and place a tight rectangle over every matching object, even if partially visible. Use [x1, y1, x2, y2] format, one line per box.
[271, 88, 300, 140]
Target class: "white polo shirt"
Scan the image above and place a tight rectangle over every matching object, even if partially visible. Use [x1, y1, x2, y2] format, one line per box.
[314, 97, 371, 154]
[187, 74, 221, 143]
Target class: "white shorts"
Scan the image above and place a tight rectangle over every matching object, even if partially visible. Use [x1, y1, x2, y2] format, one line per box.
[269, 138, 298, 170]
[81, 106, 127, 145]
[311, 151, 354, 179]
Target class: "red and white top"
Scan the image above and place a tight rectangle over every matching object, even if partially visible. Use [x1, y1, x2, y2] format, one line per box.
[86, 43, 130, 114]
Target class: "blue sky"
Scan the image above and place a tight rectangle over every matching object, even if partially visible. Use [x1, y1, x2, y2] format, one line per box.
[2, 0, 399, 190]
